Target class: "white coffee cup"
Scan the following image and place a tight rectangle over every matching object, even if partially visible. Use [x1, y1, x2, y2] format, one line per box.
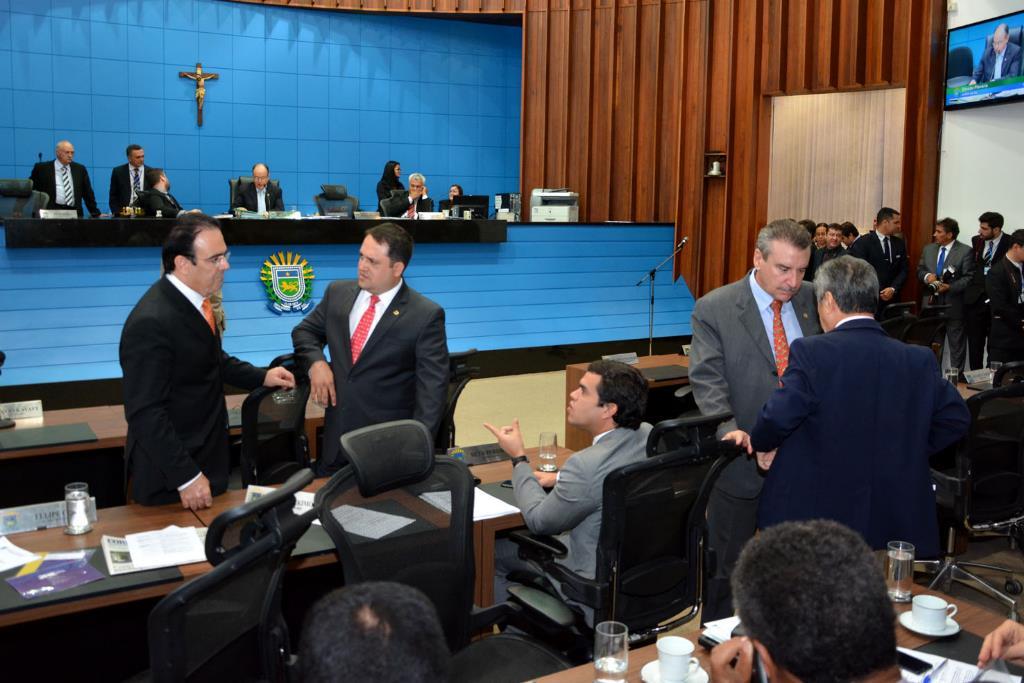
[656, 636, 701, 682]
[911, 594, 958, 632]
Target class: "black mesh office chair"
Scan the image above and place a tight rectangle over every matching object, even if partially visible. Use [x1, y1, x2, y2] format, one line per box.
[920, 304, 951, 319]
[313, 184, 359, 217]
[148, 469, 317, 682]
[504, 413, 740, 658]
[229, 175, 282, 212]
[314, 420, 570, 682]
[924, 383, 1024, 619]
[995, 361, 1024, 388]
[435, 348, 480, 453]
[880, 301, 916, 321]
[239, 354, 311, 486]
[901, 316, 948, 364]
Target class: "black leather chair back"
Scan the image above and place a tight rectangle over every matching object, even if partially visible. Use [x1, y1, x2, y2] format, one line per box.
[239, 354, 311, 487]
[435, 349, 480, 452]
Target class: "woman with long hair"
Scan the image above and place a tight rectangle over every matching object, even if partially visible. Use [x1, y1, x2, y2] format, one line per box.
[376, 160, 404, 208]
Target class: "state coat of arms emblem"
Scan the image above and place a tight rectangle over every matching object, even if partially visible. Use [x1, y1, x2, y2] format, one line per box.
[260, 251, 315, 313]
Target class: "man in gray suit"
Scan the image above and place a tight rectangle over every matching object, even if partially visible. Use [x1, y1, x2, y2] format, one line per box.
[484, 360, 652, 623]
[916, 217, 976, 373]
[689, 219, 821, 621]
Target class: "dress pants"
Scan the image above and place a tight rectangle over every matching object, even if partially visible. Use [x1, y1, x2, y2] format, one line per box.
[702, 485, 760, 624]
[965, 302, 991, 370]
[946, 317, 967, 370]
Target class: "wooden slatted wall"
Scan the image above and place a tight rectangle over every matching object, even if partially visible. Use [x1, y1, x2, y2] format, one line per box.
[231, 0, 948, 298]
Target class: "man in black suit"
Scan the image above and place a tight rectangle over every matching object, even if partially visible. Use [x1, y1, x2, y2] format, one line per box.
[986, 229, 1024, 364]
[120, 214, 295, 508]
[109, 144, 146, 215]
[965, 211, 1011, 369]
[971, 23, 1022, 84]
[846, 206, 908, 317]
[292, 223, 449, 474]
[29, 140, 100, 217]
[135, 167, 195, 218]
[231, 162, 284, 213]
[380, 172, 434, 218]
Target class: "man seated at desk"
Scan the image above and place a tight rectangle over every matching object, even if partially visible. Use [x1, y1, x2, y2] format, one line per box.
[231, 162, 284, 214]
[484, 359, 652, 623]
[135, 168, 198, 218]
[381, 172, 433, 218]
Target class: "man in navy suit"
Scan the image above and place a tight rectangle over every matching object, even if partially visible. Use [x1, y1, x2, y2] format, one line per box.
[724, 256, 969, 557]
[971, 23, 1022, 84]
[847, 207, 908, 317]
[231, 162, 284, 214]
[109, 144, 147, 215]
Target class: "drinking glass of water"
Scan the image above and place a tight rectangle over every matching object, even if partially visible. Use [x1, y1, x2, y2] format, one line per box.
[64, 482, 92, 535]
[538, 432, 558, 473]
[594, 620, 628, 682]
[886, 540, 914, 602]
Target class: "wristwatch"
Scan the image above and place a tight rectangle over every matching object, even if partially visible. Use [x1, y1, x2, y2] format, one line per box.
[510, 455, 529, 467]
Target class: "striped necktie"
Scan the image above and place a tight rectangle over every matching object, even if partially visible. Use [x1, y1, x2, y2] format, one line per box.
[131, 168, 141, 203]
[60, 165, 74, 207]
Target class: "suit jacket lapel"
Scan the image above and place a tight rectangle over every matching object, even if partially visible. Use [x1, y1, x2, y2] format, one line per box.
[336, 283, 359, 373]
[736, 281, 776, 368]
[158, 278, 218, 344]
[354, 283, 408, 367]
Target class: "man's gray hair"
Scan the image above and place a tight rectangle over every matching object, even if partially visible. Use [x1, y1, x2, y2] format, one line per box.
[409, 172, 426, 185]
[813, 255, 879, 313]
[755, 219, 813, 258]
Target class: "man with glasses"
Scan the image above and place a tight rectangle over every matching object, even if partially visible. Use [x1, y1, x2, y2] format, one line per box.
[120, 214, 295, 508]
[231, 162, 284, 214]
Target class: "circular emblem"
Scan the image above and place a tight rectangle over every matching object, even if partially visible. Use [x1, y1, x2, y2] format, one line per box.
[260, 251, 315, 314]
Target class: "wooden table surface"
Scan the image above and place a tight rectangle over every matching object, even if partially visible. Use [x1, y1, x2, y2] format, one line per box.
[536, 584, 1005, 682]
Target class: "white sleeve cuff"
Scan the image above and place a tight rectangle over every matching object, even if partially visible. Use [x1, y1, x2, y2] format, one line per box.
[178, 473, 202, 491]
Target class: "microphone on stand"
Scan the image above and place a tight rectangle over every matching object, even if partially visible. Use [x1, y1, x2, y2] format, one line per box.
[0, 352, 13, 430]
[636, 236, 690, 356]
[37, 152, 42, 163]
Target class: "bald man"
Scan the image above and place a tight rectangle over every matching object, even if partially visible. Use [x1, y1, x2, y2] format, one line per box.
[232, 162, 284, 213]
[29, 140, 101, 217]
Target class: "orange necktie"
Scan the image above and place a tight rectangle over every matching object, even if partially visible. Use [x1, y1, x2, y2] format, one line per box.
[201, 298, 217, 335]
[770, 299, 789, 385]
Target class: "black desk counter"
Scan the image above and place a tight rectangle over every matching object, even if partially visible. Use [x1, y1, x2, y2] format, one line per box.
[3, 216, 508, 248]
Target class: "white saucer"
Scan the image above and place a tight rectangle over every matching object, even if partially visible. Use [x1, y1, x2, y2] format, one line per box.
[898, 611, 961, 637]
[640, 660, 709, 683]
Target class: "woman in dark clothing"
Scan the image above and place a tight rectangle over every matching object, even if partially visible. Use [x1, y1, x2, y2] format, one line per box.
[375, 160, 404, 209]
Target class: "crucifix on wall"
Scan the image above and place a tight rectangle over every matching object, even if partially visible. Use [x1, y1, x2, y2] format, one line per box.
[178, 63, 219, 126]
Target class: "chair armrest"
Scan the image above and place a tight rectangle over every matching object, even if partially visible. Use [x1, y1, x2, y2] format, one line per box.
[470, 602, 519, 631]
[507, 585, 577, 629]
[931, 469, 965, 497]
[508, 530, 568, 559]
[545, 562, 609, 610]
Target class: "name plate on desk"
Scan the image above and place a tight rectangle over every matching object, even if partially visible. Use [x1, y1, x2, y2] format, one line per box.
[0, 498, 98, 535]
[0, 400, 43, 421]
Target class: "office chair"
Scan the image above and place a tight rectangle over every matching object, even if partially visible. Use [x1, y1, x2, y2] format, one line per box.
[0, 179, 48, 218]
[901, 316, 948, 364]
[880, 301, 916, 321]
[920, 304, 951, 319]
[380, 188, 412, 217]
[436, 348, 480, 453]
[946, 46, 975, 87]
[503, 413, 740, 659]
[314, 420, 571, 682]
[994, 361, 1024, 388]
[313, 184, 359, 217]
[923, 383, 1024, 619]
[148, 469, 318, 682]
[239, 354, 311, 486]
[229, 176, 282, 212]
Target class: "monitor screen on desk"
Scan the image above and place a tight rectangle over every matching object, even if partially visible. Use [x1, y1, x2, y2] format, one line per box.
[449, 195, 490, 219]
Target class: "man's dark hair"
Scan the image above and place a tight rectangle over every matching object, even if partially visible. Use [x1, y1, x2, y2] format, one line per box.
[299, 582, 450, 683]
[936, 217, 960, 238]
[586, 359, 648, 430]
[813, 255, 878, 314]
[144, 166, 164, 188]
[979, 211, 1005, 229]
[797, 219, 817, 238]
[756, 219, 813, 258]
[1007, 228, 1024, 249]
[161, 213, 221, 273]
[732, 520, 896, 683]
[840, 222, 859, 239]
[366, 222, 414, 267]
[876, 207, 900, 224]
[125, 143, 142, 157]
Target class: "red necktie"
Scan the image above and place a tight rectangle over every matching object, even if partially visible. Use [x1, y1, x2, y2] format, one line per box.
[201, 298, 217, 335]
[770, 299, 789, 385]
[351, 295, 380, 363]
[404, 201, 416, 219]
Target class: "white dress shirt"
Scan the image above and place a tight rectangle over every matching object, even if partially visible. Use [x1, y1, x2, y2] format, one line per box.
[54, 160, 73, 206]
[257, 187, 267, 213]
[348, 279, 403, 340]
[748, 271, 804, 363]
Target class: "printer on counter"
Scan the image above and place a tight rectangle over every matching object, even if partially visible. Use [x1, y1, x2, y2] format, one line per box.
[530, 188, 579, 222]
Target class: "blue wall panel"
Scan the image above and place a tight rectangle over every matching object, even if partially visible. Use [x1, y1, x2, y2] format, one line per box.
[2, 0, 521, 215]
[0, 224, 695, 387]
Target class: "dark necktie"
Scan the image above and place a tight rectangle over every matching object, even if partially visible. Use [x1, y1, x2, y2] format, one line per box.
[883, 236, 892, 263]
[132, 168, 141, 191]
[936, 246, 946, 275]
[984, 241, 994, 264]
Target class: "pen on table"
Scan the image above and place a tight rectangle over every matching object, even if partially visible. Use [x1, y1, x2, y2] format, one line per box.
[924, 658, 948, 683]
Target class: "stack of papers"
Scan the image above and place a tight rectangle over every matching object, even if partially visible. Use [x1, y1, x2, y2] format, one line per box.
[244, 485, 321, 525]
[702, 615, 741, 644]
[418, 488, 520, 521]
[102, 526, 208, 575]
[0, 537, 39, 571]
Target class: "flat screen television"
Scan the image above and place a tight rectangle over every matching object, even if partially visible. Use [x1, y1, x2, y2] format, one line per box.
[447, 195, 490, 219]
[945, 10, 1024, 110]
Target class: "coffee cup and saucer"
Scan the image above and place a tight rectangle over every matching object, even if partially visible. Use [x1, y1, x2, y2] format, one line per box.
[898, 595, 961, 637]
[641, 636, 709, 683]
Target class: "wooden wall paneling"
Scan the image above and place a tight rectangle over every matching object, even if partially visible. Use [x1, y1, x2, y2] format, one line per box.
[701, 0, 734, 288]
[520, 7, 550, 203]
[434, 0, 460, 11]
[481, 0, 508, 11]
[335, 0, 362, 10]
[836, 0, 865, 88]
[544, 2, 571, 184]
[655, 0, 684, 224]
[898, 0, 945, 305]
[566, 1, 594, 212]
[587, 0, 617, 221]
[632, 0, 663, 221]
[783, 0, 810, 93]
[863, 0, 893, 86]
[811, 0, 839, 91]
[761, 0, 786, 95]
[890, 0, 911, 85]
[609, 0, 639, 221]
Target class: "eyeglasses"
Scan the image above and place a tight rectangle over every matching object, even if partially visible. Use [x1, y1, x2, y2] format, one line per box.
[191, 251, 230, 266]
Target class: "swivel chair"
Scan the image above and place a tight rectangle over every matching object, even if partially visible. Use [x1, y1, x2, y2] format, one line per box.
[148, 469, 318, 682]
[239, 354, 311, 486]
[0, 179, 48, 219]
[924, 383, 1024, 619]
[435, 348, 480, 453]
[229, 176, 282, 213]
[503, 413, 741, 659]
[314, 420, 571, 682]
[901, 316, 948, 364]
[946, 46, 975, 87]
[313, 184, 359, 217]
[994, 361, 1024, 388]
[880, 302, 916, 321]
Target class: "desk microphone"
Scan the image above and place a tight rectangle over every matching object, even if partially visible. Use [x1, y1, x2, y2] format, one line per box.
[0, 351, 12, 429]
[37, 152, 42, 163]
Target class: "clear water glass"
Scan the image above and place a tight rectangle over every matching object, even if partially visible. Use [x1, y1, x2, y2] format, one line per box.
[594, 620, 628, 682]
[64, 482, 92, 535]
[886, 540, 914, 602]
[538, 432, 558, 473]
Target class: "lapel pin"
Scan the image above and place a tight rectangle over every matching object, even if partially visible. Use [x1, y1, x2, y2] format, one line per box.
[802, 313, 808, 319]
[392, 310, 400, 316]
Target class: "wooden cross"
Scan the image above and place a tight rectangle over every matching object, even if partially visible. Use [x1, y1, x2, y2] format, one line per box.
[178, 63, 219, 127]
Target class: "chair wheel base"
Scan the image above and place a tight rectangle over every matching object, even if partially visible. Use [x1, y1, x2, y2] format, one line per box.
[1006, 579, 1023, 596]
